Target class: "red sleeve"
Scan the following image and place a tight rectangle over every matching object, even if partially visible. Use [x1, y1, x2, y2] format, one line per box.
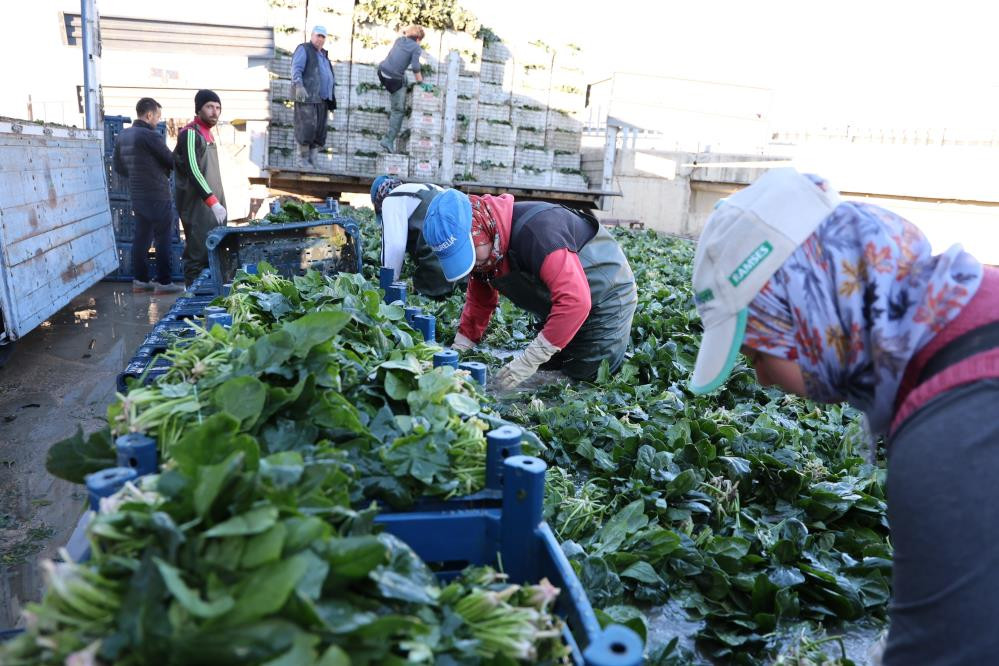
[458, 276, 499, 343]
[538, 249, 591, 349]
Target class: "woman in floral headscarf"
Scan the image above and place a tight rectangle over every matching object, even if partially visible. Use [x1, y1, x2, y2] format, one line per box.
[689, 168, 999, 664]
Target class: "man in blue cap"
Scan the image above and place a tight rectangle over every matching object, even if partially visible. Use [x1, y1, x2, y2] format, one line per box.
[423, 189, 638, 389]
[370, 175, 456, 298]
[291, 26, 338, 168]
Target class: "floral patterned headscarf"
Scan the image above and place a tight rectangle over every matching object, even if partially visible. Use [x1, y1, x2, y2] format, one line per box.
[468, 194, 504, 275]
[745, 201, 983, 434]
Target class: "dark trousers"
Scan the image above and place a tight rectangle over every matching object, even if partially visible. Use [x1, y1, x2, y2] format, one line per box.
[132, 198, 175, 284]
[294, 102, 328, 148]
[883, 379, 999, 664]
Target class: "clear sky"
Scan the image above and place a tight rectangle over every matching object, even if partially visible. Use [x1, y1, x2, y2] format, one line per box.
[461, 0, 999, 129]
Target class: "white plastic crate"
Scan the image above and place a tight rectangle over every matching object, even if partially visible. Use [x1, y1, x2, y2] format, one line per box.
[267, 147, 295, 170]
[314, 151, 348, 173]
[270, 101, 294, 125]
[270, 55, 293, 79]
[515, 126, 546, 146]
[553, 152, 582, 170]
[474, 144, 514, 167]
[478, 83, 511, 106]
[456, 99, 478, 121]
[472, 162, 513, 185]
[513, 107, 548, 130]
[453, 142, 473, 163]
[350, 63, 380, 85]
[333, 61, 351, 83]
[351, 86, 390, 108]
[348, 134, 382, 154]
[545, 128, 582, 153]
[325, 130, 348, 150]
[456, 117, 477, 143]
[409, 111, 442, 134]
[411, 89, 443, 113]
[481, 40, 512, 62]
[270, 79, 292, 102]
[377, 153, 409, 177]
[454, 161, 474, 182]
[330, 108, 349, 132]
[513, 168, 553, 188]
[546, 109, 580, 132]
[513, 147, 553, 169]
[475, 121, 515, 145]
[476, 102, 511, 123]
[347, 153, 378, 175]
[551, 171, 587, 190]
[409, 158, 441, 182]
[269, 126, 295, 149]
[479, 61, 512, 86]
[402, 132, 441, 153]
[348, 109, 390, 133]
[458, 76, 480, 98]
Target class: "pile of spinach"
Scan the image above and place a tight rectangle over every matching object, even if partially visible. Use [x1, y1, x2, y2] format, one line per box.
[254, 198, 322, 225]
[6, 413, 569, 665]
[49, 267, 519, 508]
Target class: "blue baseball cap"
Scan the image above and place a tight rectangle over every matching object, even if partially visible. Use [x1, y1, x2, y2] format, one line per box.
[312, 25, 328, 36]
[423, 189, 474, 282]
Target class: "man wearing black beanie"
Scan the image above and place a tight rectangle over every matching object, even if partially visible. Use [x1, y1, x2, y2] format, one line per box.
[173, 89, 227, 285]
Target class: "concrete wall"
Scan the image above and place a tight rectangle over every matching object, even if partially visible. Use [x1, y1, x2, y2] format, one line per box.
[586, 146, 784, 237]
[589, 144, 999, 265]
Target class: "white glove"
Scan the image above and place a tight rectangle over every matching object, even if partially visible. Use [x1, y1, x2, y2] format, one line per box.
[210, 202, 227, 224]
[451, 332, 476, 352]
[495, 333, 560, 389]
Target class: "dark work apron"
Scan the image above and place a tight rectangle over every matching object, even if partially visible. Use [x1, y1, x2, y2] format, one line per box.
[175, 136, 226, 285]
[384, 187, 454, 298]
[489, 204, 638, 380]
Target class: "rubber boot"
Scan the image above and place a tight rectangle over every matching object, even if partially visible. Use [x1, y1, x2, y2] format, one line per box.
[295, 144, 309, 169]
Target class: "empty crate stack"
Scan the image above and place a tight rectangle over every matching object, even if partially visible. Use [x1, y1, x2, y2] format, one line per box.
[103, 116, 183, 283]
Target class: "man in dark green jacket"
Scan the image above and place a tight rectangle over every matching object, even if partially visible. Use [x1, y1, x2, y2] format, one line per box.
[174, 89, 227, 285]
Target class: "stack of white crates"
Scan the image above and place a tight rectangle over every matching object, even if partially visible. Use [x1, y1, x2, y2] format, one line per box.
[547, 46, 587, 189]
[472, 40, 515, 184]
[263, 11, 590, 189]
[403, 88, 444, 181]
[346, 61, 387, 174]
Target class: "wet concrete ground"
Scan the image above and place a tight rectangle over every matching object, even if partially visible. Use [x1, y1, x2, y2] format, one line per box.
[0, 282, 180, 628]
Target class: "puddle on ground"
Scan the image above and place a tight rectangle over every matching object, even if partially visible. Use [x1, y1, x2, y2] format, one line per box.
[0, 282, 181, 628]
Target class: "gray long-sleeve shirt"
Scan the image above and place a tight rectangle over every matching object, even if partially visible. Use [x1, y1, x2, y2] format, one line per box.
[378, 36, 423, 80]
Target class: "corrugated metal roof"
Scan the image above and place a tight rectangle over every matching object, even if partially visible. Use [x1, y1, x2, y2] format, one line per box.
[63, 13, 274, 57]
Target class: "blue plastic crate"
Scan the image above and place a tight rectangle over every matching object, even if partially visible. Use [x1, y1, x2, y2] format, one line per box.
[116, 354, 173, 393]
[138, 319, 199, 353]
[109, 200, 181, 244]
[103, 115, 131, 156]
[376, 455, 644, 666]
[106, 157, 130, 200]
[104, 242, 184, 283]
[205, 216, 362, 294]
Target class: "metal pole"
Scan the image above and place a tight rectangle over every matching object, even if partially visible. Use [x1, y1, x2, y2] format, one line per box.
[81, 0, 99, 129]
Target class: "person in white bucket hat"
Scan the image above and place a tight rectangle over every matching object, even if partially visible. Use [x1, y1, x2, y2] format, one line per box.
[690, 167, 999, 664]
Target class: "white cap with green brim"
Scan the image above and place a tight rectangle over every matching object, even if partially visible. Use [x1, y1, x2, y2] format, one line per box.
[689, 168, 842, 394]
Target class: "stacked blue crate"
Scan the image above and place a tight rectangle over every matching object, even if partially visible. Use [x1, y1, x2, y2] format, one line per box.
[103, 116, 184, 283]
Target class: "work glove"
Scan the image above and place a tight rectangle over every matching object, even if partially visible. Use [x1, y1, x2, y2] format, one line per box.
[292, 82, 308, 102]
[210, 202, 227, 224]
[494, 333, 560, 390]
[451, 331, 476, 352]
[420, 82, 435, 93]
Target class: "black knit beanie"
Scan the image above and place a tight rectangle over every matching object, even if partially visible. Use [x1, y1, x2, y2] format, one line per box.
[195, 89, 222, 112]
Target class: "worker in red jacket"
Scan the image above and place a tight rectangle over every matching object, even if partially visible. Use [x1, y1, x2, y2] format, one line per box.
[422, 189, 637, 388]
